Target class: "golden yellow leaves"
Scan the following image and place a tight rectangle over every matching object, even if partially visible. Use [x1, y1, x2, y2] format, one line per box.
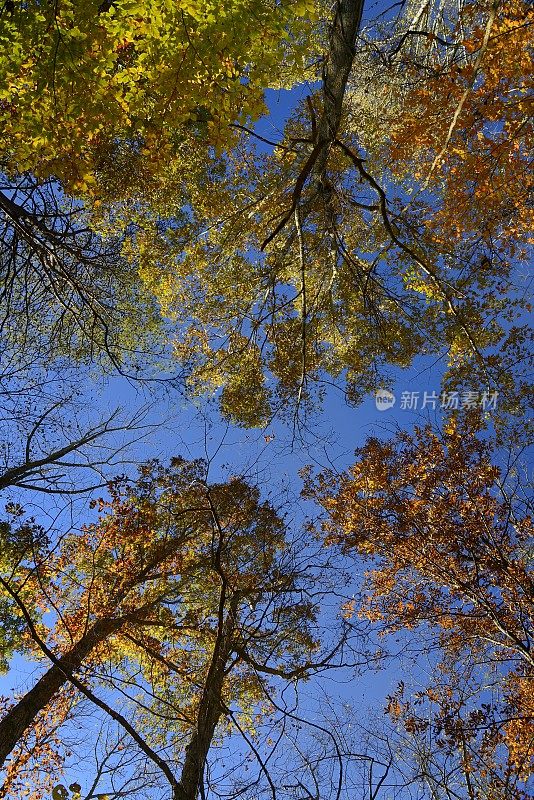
[219, 338, 271, 427]
[0, 0, 318, 198]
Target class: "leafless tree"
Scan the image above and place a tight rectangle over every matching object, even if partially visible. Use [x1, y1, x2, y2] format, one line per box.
[0, 365, 161, 496]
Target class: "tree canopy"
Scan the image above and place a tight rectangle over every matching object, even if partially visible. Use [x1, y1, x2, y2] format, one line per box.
[0, 0, 532, 797]
[1, 0, 531, 414]
[0, 0, 317, 194]
[108, 0, 530, 424]
[308, 413, 533, 798]
[0, 460, 340, 798]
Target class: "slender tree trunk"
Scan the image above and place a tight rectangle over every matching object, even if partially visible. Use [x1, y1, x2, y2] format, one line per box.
[0, 617, 123, 767]
[175, 598, 237, 800]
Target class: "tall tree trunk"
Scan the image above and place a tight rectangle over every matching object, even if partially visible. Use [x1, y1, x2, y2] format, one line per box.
[261, 0, 364, 248]
[315, 0, 365, 175]
[175, 597, 237, 800]
[0, 534, 189, 772]
[0, 617, 123, 767]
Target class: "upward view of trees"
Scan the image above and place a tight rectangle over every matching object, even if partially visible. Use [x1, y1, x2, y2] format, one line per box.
[0, 0, 532, 798]
[308, 415, 533, 797]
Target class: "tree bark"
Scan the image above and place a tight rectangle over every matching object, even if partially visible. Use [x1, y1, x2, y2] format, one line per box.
[0, 617, 123, 767]
[174, 597, 237, 800]
[261, 0, 364, 249]
[314, 0, 365, 175]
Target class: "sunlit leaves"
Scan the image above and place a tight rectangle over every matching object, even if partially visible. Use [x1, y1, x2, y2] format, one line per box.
[0, 0, 319, 196]
[308, 413, 533, 788]
[386, 0, 533, 255]
[0, 461, 320, 797]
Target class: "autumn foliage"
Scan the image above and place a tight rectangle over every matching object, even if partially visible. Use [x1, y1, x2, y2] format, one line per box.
[0, 0, 317, 195]
[0, 0, 532, 797]
[0, 460, 322, 798]
[387, 0, 533, 255]
[309, 414, 533, 793]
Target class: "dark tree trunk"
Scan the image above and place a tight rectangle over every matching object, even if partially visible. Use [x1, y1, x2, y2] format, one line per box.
[0, 617, 123, 767]
[175, 597, 237, 800]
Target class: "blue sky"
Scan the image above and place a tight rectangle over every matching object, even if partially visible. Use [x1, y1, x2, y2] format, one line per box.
[1, 19, 529, 795]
